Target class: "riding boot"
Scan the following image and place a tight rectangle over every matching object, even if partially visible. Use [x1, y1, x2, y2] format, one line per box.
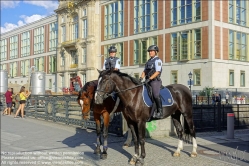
[154, 97, 163, 118]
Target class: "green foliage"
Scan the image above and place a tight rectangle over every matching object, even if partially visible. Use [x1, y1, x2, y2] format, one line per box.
[198, 86, 215, 96]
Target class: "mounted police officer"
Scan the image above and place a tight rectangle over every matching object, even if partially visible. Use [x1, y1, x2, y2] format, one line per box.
[139, 45, 163, 118]
[103, 46, 121, 71]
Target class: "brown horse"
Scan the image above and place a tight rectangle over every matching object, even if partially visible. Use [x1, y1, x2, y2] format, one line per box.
[77, 80, 132, 159]
[95, 70, 197, 166]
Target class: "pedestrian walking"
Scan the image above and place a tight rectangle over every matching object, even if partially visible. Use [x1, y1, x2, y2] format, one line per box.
[14, 86, 31, 118]
[2, 88, 13, 115]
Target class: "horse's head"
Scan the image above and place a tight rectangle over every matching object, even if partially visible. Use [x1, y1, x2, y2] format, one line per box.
[78, 86, 95, 120]
[95, 69, 116, 104]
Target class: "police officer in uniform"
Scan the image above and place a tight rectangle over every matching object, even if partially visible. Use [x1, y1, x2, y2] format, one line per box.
[139, 45, 163, 118]
[103, 46, 121, 71]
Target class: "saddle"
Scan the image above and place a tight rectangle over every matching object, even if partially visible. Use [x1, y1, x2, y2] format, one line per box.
[143, 84, 174, 107]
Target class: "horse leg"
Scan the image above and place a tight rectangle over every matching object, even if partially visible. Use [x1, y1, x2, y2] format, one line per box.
[129, 123, 139, 165]
[135, 121, 146, 166]
[123, 128, 132, 147]
[94, 112, 102, 155]
[183, 114, 198, 157]
[100, 111, 109, 160]
[171, 111, 184, 157]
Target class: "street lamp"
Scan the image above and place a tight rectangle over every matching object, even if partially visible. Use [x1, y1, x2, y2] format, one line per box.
[188, 71, 193, 92]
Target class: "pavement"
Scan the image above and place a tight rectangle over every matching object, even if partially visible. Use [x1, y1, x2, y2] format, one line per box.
[1, 113, 249, 166]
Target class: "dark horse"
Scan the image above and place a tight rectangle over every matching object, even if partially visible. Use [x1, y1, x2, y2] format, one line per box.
[77, 80, 132, 159]
[95, 70, 197, 166]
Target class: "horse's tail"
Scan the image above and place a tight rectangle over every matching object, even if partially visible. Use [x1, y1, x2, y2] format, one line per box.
[183, 116, 191, 143]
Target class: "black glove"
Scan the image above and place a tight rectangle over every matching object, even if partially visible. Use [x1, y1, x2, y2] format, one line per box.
[143, 79, 150, 84]
[139, 77, 143, 82]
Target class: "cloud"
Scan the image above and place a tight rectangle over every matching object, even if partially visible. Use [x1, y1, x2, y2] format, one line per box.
[1, 14, 46, 33]
[1, 1, 20, 9]
[23, 1, 58, 10]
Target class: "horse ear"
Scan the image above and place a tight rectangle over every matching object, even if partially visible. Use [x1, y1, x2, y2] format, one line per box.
[97, 69, 101, 74]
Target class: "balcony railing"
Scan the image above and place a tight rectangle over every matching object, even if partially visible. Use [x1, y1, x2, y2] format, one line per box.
[70, 64, 78, 68]
[61, 39, 79, 47]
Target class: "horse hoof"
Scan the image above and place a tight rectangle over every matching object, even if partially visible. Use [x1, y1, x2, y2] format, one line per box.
[173, 152, 180, 157]
[101, 153, 107, 160]
[123, 143, 131, 148]
[129, 159, 136, 165]
[94, 149, 101, 155]
[190, 152, 197, 158]
[135, 158, 144, 166]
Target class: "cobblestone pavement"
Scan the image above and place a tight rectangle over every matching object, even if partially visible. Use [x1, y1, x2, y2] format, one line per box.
[1, 114, 248, 166]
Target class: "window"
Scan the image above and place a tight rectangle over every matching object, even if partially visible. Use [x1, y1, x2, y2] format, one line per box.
[134, 0, 157, 34]
[104, 0, 123, 39]
[0, 64, 7, 70]
[61, 51, 65, 66]
[83, 8, 87, 16]
[82, 19, 87, 38]
[21, 60, 30, 76]
[229, 70, 234, 86]
[171, 0, 201, 26]
[61, 16, 65, 23]
[61, 26, 66, 42]
[82, 47, 87, 63]
[70, 50, 78, 68]
[229, 0, 247, 26]
[0, 39, 7, 61]
[82, 74, 86, 85]
[34, 57, 44, 71]
[9, 62, 17, 77]
[61, 75, 65, 88]
[21, 31, 30, 57]
[49, 22, 58, 51]
[193, 69, 201, 86]
[72, 16, 78, 40]
[49, 55, 56, 73]
[10, 36, 18, 59]
[171, 29, 201, 61]
[34, 27, 44, 54]
[229, 30, 247, 61]
[104, 43, 124, 66]
[171, 71, 178, 84]
[49, 79, 52, 89]
[134, 36, 157, 65]
[240, 71, 245, 87]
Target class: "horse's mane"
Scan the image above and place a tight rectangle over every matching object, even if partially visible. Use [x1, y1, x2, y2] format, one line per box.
[100, 70, 142, 85]
[77, 80, 98, 100]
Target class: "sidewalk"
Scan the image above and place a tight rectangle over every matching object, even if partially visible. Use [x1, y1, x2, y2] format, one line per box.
[1, 114, 248, 166]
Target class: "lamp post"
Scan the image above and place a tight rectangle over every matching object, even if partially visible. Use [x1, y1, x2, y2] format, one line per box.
[188, 71, 193, 92]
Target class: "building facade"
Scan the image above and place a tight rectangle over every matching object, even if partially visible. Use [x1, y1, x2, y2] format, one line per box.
[0, 15, 58, 92]
[54, 0, 101, 90]
[1, 0, 249, 93]
[99, 0, 249, 93]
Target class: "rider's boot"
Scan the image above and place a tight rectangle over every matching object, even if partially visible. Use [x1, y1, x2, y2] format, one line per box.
[154, 97, 163, 118]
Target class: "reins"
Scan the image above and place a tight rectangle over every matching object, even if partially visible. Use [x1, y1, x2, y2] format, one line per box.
[96, 82, 145, 97]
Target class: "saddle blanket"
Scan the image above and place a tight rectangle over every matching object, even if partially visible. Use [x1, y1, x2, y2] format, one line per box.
[142, 85, 174, 107]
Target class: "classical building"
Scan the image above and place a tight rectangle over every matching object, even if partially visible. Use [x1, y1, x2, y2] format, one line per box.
[1, 0, 249, 94]
[54, 0, 101, 90]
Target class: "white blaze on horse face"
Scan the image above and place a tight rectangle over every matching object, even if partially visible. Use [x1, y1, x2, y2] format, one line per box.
[80, 100, 84, 110]
[95, 77, 102, 100]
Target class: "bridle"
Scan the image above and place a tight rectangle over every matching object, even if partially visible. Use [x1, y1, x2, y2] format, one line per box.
[95, 75, 144, 100]
[79, 90, 92, 117]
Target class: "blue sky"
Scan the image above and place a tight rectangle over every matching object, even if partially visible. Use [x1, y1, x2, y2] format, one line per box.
[1, 1, 59, 34]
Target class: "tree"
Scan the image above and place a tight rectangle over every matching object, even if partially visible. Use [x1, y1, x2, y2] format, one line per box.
[198, 86, 215, 96]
